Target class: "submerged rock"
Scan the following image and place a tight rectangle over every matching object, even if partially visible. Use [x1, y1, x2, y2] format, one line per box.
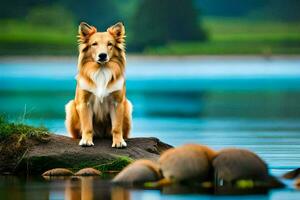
[295, 178, 300, 189]
[212, 148, 283, 188]
[42, 168, 74, 176]
[282, 168, 300, 179]
[42, 167, 101, 177]
[75, 168, 102, 176]
[158, 144, 217, 182]
[213, 148, 268, 185]
[282, 168, 300, 189]
[113, 159, 161, 184]
[113, 144, 285, 193]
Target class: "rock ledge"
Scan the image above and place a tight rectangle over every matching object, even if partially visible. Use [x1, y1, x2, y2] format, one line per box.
[0, 134, 172, 175]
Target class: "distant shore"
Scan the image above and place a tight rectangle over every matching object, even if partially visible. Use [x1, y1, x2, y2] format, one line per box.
[1, 54, 300, 62]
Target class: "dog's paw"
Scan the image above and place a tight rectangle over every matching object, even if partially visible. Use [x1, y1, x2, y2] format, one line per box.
[79, 138, 94, 147]
[112, 139, 127, 148]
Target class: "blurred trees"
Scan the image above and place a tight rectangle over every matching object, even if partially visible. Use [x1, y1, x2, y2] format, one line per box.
[60, 0, 121, 30]
[0, 0, 299, 53]
[195, 0, 300, 21]
[0, 0, 51, 18]
[261, 0, 300, 21]
[195, 0, 265, 17]
[1, 0, 300, 24]
[26, 5, 75, 31]
[131, 0, 207, 50]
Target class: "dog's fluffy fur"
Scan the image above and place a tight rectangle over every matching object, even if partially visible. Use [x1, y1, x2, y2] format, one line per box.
[65, 22, 132, 148]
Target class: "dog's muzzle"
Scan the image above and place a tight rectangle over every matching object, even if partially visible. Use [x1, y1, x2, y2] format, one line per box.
[98, 53, 108, 63]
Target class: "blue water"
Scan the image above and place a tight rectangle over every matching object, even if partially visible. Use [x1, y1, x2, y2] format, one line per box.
[0, 56, 300, 199]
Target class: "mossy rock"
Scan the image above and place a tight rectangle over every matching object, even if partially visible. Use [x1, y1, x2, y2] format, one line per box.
[0, 132, 172, 175]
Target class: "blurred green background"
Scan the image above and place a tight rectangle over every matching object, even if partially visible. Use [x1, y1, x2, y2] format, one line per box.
[0, 0, 299, 55]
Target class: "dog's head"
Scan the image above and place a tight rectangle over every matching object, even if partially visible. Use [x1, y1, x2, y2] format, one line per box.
[78, 22, 125, 64]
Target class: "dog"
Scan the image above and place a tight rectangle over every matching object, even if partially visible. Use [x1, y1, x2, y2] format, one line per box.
[65, 22, 132, 148]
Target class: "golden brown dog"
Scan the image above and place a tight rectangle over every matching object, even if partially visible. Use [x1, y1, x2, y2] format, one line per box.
[65, 22, 132, 148]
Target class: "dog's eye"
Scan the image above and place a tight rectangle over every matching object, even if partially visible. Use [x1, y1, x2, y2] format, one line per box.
[108, 42, 113, 47]
[92, 42, 98, 46]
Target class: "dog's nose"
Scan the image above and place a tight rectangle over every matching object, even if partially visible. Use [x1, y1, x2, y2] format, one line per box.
[98, 53, 107, 61]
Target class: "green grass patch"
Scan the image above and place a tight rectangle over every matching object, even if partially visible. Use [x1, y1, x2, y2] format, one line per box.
[0, 115, 49, 141]
[92, 156, 133, 172]
[67, 156, 133, 174]
[0, 116, 50, 173]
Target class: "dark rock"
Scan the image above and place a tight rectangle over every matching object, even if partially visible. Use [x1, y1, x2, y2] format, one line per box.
[282, 168, 300, 189]
[213, 148, 269, 185]
[282, 168, 300, 179]
[0, 134, 172, 175]
[295, 178, 300, 189]
[212, 148, 284, 188]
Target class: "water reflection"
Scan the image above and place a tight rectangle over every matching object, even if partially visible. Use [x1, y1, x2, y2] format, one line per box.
[64, 178, 90, 200]
[3, 169, 300, 200]
[2, 176, 299, 200]
[48, 177, 130, 200]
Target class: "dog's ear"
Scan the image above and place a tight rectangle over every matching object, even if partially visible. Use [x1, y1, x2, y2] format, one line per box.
[107, 22, 125, 45]
[78, 22, 97, 41]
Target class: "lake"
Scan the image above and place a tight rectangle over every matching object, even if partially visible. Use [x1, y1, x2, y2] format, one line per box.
[0, 56, 300, 199]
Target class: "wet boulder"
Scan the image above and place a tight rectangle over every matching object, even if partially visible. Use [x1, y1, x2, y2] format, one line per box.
[158, 144, 217, 182]
[212, 148, 283, 188]
[113, 159, 161, 184]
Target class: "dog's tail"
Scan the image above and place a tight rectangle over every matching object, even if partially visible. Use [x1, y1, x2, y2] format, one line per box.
[122, 99, 133, 139]
[65, 100, 80, 139]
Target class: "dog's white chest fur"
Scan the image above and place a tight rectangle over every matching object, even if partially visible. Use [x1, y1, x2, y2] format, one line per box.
[78, 68, 124, 102]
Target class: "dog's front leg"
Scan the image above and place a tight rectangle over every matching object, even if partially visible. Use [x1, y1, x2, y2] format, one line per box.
[77, 102, 94, 146]
[110, 100, 127, 148]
